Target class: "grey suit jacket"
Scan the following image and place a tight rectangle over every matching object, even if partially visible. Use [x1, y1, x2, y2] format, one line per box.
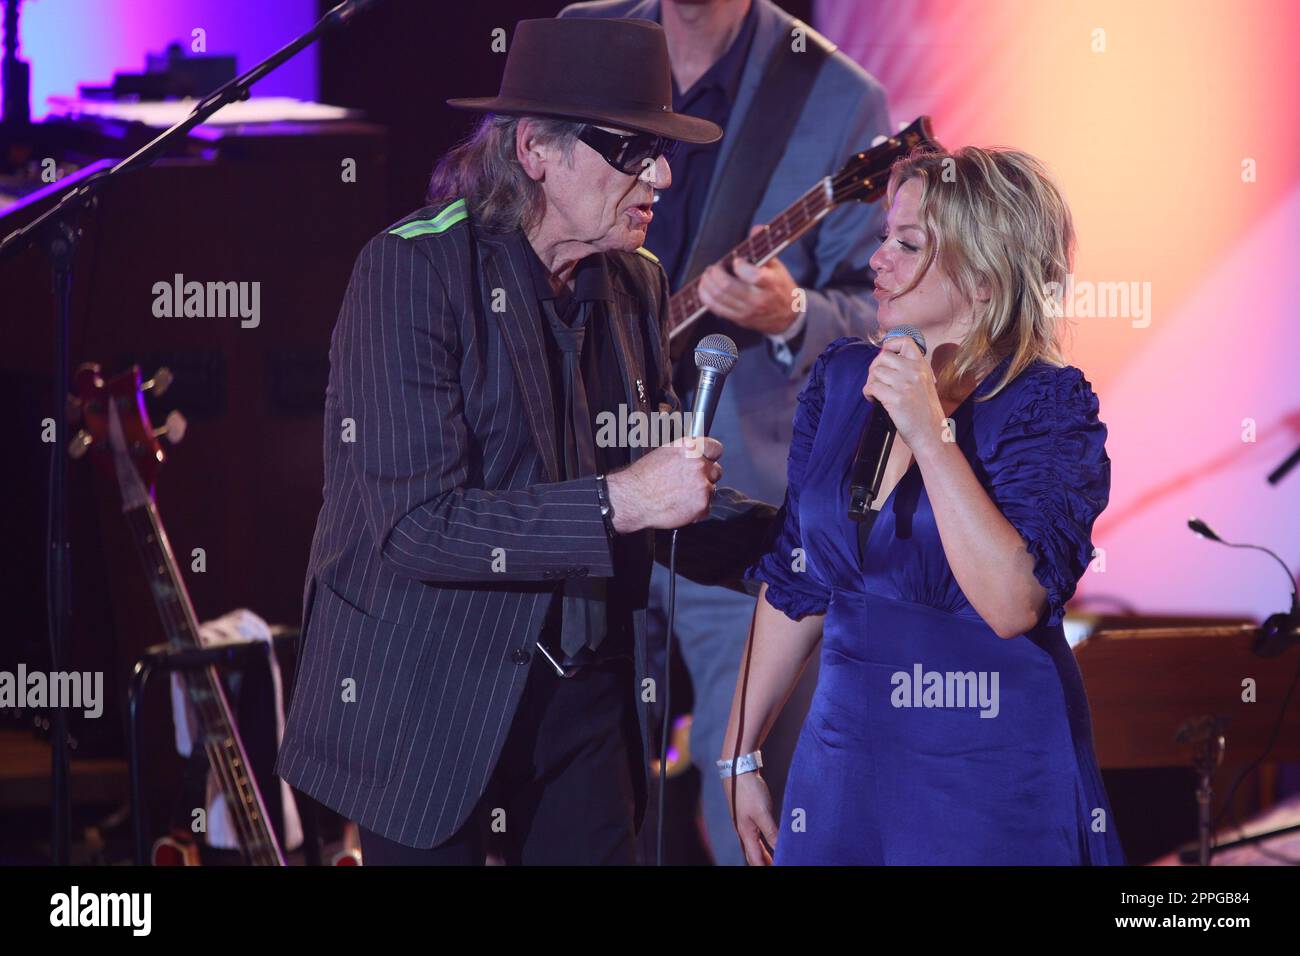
[275, 202, 774, 849]
[562, 0, 891, 505]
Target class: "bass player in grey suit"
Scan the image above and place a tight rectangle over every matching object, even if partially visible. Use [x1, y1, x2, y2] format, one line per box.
[560, 0, 890, 864]
[275, 16, 774, 865]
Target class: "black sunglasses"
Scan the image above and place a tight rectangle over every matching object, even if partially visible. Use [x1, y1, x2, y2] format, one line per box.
[576, 125, 680, 175]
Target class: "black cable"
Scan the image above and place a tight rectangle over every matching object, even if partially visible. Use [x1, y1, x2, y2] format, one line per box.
[729, 601, 760, 861]
[1213, 539, 1299, 615]
[656, 528, 678, 867]
[1224, 788, 1300, 865]
[1207, 649, 1300, 858]
[44, 361, 69, 863]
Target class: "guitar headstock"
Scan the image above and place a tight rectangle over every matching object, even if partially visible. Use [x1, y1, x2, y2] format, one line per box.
[832, 115, 942, 206]
[68, 363, 185, 500]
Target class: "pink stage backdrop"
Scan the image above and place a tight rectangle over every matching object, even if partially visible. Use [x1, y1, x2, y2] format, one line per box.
[816, 0, 1300, 623]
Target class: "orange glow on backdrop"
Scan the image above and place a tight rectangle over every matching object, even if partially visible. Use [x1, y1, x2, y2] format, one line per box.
[817, 0, 1300, 620]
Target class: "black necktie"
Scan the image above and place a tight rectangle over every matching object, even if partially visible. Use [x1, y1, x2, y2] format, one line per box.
[541, 298, 608, 659]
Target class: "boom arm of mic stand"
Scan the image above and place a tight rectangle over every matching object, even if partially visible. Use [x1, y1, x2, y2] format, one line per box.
[1268, 441, 1300, 486]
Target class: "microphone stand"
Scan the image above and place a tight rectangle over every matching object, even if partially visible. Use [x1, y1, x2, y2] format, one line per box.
[1182, 517, 1300, 862]
[0, 0, 382, 864]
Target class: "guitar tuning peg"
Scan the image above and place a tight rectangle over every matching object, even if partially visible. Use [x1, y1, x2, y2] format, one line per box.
[68, 430, 94, 459]
[154, 409, 187, 445]
[143, 367, 174, 397]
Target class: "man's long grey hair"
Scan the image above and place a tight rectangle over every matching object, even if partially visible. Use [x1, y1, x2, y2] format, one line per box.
[426, 113, 583, 234]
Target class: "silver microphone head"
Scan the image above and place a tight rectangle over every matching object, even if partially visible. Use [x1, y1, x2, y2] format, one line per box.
[695, 334, 739, 375]
[882, 324, 927, 356]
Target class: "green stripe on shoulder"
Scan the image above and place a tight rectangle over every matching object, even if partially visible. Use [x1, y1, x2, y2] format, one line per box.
[634, 246, 660, 265]
[389, 198, 468, 239]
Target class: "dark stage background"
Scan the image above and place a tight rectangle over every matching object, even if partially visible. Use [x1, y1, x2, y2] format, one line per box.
[315, 0, 812, 224]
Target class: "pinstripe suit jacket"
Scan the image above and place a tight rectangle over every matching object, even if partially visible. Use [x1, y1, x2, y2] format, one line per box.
[275, 202, 775, 849]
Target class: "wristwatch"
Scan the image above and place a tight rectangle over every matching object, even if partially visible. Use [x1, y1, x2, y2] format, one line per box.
[594, 473, 616, 538]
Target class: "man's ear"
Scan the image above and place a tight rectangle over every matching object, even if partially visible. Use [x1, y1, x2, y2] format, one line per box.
[516, 119, 546, 183]
[973, 273, 992, 304]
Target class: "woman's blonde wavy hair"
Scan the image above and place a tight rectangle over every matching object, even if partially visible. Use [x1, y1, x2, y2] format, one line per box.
[878, 146, 1074, 402]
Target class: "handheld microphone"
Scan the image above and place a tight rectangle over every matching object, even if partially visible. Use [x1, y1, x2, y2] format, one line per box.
[1188, 516, 1300, 657]
[689, 334, 739, 437]
[847, 325, 927, 522]
[659, 333, 737, 867]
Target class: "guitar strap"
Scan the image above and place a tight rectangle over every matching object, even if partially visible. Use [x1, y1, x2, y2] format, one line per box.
[673, 17, 834, 368]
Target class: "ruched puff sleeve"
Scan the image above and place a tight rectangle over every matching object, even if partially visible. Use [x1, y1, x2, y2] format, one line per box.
[982, 365, 1110, 628]
[743, 337, 858, 620]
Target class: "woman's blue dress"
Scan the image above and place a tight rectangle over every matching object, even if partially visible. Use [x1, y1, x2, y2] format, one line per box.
[746, 337, 1125, 865]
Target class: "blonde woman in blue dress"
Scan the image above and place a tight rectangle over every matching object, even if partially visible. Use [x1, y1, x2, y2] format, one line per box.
[721, 147, 1125, 865]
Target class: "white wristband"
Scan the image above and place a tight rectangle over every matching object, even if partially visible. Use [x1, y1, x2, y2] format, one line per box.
[717, 751, 763, 779]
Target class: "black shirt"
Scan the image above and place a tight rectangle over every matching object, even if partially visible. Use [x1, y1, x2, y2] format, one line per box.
[522, 240, 630, 479]
[643, 1, 759, 290]
[522, 236, 633, 662]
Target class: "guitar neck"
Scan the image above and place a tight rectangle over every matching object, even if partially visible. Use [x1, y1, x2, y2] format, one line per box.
[122, 499, 285, 866]
[667, 176, 836, 341]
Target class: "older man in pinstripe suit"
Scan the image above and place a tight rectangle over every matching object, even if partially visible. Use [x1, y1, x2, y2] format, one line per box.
[276, 17, 775, 865]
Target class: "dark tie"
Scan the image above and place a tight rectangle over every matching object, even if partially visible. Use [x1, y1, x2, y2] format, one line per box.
[541, 298, 608, 659]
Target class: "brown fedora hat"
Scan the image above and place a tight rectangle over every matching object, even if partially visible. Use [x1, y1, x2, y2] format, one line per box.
[447, 17, 721, 145]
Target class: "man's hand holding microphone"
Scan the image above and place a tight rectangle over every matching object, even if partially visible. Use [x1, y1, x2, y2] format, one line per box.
[606, 435, 723, 532]
[603, 333, 738, 534]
